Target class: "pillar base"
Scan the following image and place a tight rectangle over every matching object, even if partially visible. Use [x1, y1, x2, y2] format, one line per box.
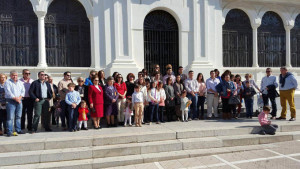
[107, 59, 140, 76]
[37, 63, 48, 68]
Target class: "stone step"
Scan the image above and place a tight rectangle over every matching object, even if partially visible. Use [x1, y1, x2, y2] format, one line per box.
[1, 131, 299, 167]
[0, 124, 299, 154]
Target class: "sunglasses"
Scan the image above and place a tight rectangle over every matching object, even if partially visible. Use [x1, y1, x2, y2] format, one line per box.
[155, 67, 159, 69]
[66, 75, 71, 77]
[24, 73, 30, 75]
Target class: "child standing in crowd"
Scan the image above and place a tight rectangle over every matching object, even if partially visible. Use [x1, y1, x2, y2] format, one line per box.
[124, 98, 133, 127]
[158, 82, 166, 123]
[65, 83, 81, 132]
[54, 96, 62, 127]
[77, 100, 89, 130]
[132, 85, 144, 127]
[148, 82, 160, 124]
[181, 91, 191, 122]
[258, 106, 278, 135]
[243, 81, 256, 118]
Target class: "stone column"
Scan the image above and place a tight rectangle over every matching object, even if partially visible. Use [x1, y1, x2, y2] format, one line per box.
[251, 22, 261, 67]
[36, 11, 47, 68]
[285, 25, 294, 67]
[89, 16, 101, 69]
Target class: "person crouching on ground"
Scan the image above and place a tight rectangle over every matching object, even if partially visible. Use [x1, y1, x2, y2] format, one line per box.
[132, 85, 144, 127]
[65, 83, 81, 132]
[258, 106, 278, 135]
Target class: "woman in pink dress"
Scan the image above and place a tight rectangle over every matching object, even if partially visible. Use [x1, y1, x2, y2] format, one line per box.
[88, 76, 104, 129]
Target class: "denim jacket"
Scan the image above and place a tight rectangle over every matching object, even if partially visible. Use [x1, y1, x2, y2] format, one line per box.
[218, 81, 236, 97]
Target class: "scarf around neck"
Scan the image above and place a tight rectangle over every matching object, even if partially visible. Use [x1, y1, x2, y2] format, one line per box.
[279, 72, 292, 87]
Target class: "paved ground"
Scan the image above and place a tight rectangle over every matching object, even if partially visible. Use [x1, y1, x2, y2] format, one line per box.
[104, 140, 300, 169]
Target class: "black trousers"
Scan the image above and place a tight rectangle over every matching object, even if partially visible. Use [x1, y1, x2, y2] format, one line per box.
[262, 124, 278, 135]
[166, 106, 175, 121]
[21, 98, 34, 130]
[262, 94, 277, 117]
[0, 109, 7, 131]
[198, 96, 205, 117]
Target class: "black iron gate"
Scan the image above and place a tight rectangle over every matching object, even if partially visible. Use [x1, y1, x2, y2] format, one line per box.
[144, 10, 179, 74]
[0, 0, 38, 66]
[291, 14, 300, 67]
[223, 9, 253, 67]
[258, 11, 286, 67]
[45, 0, 91, 67]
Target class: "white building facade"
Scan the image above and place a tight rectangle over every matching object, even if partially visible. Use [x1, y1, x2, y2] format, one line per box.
[0, 0, 300, 86]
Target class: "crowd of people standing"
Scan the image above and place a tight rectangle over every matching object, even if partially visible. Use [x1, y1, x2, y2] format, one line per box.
[0, 64, 298, 137]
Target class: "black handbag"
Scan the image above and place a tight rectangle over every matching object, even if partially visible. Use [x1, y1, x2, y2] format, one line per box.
[228, 95, 240, 105]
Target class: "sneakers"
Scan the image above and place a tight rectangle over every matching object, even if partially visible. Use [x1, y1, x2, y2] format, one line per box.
[17, 131, 25, 134]
[188, 118, 192, 121]
[12, 132, 18, 136]
[276, 117, 286, 120]
[289, 118, 296, 121]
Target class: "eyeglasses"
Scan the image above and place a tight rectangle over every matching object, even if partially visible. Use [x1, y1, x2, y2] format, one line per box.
[66, 75, 71, 77]
[24, 73, 30, 75]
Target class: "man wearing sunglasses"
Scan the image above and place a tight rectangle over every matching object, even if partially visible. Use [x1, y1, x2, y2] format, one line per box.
[58, 71, 73, 129]
[260, 68, 279, 119]
[29, 71, 53, 133]
[19, 69, 34, 132]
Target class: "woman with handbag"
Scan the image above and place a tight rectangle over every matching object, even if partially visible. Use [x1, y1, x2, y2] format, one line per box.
[88, 76, 104, 129]
[218, 73, 236, 120]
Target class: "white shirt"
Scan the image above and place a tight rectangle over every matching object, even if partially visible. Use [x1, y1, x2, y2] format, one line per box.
[206, 78, 220, 93]
[95, 85, 101, 92]
[160, 88, 166, 101]
[184, 78, 199, 93]
[260, 75, 278, 94]
[132, 91, 144, 103]
[148, 88, 161, 102]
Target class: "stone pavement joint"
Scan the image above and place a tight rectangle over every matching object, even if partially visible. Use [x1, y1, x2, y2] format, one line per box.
[212, 155, 241, 169]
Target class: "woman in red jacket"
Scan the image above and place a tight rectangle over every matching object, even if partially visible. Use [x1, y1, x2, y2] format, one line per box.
[88, 76, 104, 129]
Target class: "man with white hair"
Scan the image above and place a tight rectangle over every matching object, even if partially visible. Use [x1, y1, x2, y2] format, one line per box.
[4, 70, 25, 137]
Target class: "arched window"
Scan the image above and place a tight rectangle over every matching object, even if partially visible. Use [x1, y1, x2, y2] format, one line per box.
[144, 10, 179, 74]
[0, 0, 38, 66]
[291, 14, 300, 67]
[258, 11, 286, 67]
[45, 0, 91, 67]
[223, 9, 252, 67]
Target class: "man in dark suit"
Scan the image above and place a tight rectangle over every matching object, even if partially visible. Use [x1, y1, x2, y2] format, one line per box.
[29, 71, 53, 133]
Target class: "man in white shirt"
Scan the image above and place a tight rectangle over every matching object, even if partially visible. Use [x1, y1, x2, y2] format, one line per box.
[260, 68, 278, 119]
[184, 71, 200, 120]
[206, 70, 220, 118]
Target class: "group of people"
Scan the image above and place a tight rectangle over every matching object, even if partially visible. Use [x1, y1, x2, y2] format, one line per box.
[0, 64, 297, 137]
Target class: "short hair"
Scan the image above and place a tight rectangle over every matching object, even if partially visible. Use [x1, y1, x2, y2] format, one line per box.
[38, 71, 45, 76]
[245, 81, 250, 84]
[77, 77, 85, 82]
[22, 69, 29, 74]
[134, 84, 140, 89]
[67, 83, 76, 88]
[181, 90, 187, 95]
[126, 73, 135, 81]
[280, 66, 287, 70]
[107, 76, 114, 81]
[210, 70, 215, 74]
[263, 106, 271, 112]
[10, 70, 18, 76]
[188, 70, 194, 74]
[266, 68, 272, 71]
[166, 64, 172, 69]
[64, 71, 71, 76]
[0, 73, 7, 79]
[166, 67, 172, 71]
[80, 100, 87, 105]
[178, 66, 183, 69]
[90, 70, 97, 75]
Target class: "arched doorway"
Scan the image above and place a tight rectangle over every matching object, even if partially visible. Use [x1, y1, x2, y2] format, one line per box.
[144, 10, 179, 75]
[223, 9, 253, 67]
[291, 14, 300, 67]
[45, 0, 91, 67]
[0, 0, 38, 66]
[258, 11, 286, 67]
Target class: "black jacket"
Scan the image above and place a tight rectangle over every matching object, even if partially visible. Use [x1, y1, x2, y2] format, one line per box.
[29, 80, 53, 100]
[266, 84, 280, 98]
[243, 87, 256, 100]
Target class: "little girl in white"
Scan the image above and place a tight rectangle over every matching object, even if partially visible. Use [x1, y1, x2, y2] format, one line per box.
[124, 98, 133, 127]
[181, 91, 191, 122]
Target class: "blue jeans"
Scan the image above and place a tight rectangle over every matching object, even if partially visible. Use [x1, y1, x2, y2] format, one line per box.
[245, 99, 254, 118]
[149, 102, 159, 122]
[187, 93, 198, 119]
[6, 99, 22, 135]
[68, 105, 78, 131]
